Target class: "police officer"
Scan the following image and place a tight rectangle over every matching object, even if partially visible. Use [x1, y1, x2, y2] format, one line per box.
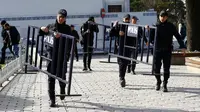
[71, 25, 80, 61]
[81, 17, 99, 71]
[40, 9, 71, 107]
[152, 10, 186, 92]
[127, 16, 147, 74]
[110, 14, 131, 87]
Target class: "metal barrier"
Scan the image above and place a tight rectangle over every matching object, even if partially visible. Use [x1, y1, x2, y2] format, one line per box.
[99, 22, 157, 74]
[0, 40, 25, 87]
[24, 25, 80, 96]
[81, 22, 111, 54]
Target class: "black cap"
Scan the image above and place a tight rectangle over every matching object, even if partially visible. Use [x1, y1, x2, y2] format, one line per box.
[70, 25, 74, 27]
[58, 9, 67, 17]
[88, 16, 94, 21]
[123, 14, 130, 19]
[1, 20, 6, 25]
[132, 16, 139, 20]
[159, 10, 168, 17]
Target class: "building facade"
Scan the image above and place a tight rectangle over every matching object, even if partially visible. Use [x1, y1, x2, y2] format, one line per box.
[0, 0, 157, 51]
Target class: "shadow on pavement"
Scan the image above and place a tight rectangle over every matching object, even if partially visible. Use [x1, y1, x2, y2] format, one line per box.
[125, 84, 155, 91]
[64, 101, 187, 112]
[171, 87, 200, 97]
[135, 71, 200, 78]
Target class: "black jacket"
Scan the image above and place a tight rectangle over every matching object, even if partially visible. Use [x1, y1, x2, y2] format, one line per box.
[71, 30, 79, 42]
[80, 21, 99, 46]
[1, 28, 10, 44]
[1, 28, 7, 40]
[154, 21, 186, 50]
[39, 20, 72, 75]
[110, 22, 147, 57]
[9, 26, 20, 45]
[2, 26, 20, 45]
[39, 20, 72, 56]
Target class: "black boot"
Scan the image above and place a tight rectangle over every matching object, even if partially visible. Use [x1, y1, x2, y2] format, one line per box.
[83, 63, 88, 71]
[88, 53, 92, 71]
[127, 65, 131, 73]
[119, 78, 126, 87]
[50, 99, 56, 107]
[60, 88, 66, 100]
[48, 90, 56, 107]
[156, 80, 162, 91]
[76, 57, 79, 62]
[163, 81, 168, 92]
[83, 54, 88, 71]
[155, 75, 161, 91]
[88, 61, 92, 71]
[131, 64, 136, 75]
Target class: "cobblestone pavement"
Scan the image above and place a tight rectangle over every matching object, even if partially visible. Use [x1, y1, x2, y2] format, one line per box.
[0, 56, 199, 112]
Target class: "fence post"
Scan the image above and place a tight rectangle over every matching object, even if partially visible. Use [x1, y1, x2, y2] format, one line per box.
[39, 36, 44, 69]
[67, 38, 75, 95]
[19, 38, 23, 70]
[151, 28, 157, 74]
[25, 26, 31, 73]
[30, 28, 35, 65]
[35, 35, 40, 67]
[140, 27, 145, 61]
[95, 33, 98, 49]
[103, 26, 106, 51]
[108, 35, 112, 63]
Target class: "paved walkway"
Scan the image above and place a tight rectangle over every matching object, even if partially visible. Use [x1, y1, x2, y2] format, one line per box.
[0, 56, 200, 112]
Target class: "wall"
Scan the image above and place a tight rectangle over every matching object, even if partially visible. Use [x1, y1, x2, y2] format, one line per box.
[0, 0, 103, 16]
[0, 0, 157, 52]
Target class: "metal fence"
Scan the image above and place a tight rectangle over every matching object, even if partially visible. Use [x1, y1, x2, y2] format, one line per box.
[98, 22, 157, 74]
[0, 40, 25, 86]
[24, 25, 81, 96]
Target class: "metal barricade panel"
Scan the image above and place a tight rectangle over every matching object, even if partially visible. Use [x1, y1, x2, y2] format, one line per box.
[24, 25, 79, 96]
[98, 22, 157, 74]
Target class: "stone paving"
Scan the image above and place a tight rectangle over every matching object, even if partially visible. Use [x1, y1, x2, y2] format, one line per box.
[0, 56, 200, 112]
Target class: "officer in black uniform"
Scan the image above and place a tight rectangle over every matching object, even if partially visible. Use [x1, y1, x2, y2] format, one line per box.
[71, 25, 80, 61]
[110, 14, 132, 87]
[152, 10, 186, 92]
[81, 17, 99, 71]
[111, 14, 148, 87]
[127, 16, 147, 74]
[40, 9, 71, 107]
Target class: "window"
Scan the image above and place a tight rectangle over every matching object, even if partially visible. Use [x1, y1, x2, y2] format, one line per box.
[108, 5, 122, 12]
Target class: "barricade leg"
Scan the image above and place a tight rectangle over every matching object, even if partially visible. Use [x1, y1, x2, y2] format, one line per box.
[25, 26, 31, 73]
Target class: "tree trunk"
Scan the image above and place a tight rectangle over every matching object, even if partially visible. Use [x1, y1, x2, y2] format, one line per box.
[186, 0, 200, 51]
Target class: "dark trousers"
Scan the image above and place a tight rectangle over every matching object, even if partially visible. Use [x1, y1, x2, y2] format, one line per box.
[83, 37, 93, 68]
[127, 63, 136, 72]
[127, 49, 137, 72]
[74, 43, 79, 61]
[154, 49, 172, 82]
[118, 58, 129, 80]
[47, 62, 66, 101]
[1, 43, 14, 63]
[83, 46, 93, 68]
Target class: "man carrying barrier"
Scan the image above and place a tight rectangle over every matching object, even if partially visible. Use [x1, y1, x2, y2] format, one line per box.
[110, 14, 149, 87]
[80, 17, 99, 71]
[127, 15, 148, 75]
[39, 9, 72, 107]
